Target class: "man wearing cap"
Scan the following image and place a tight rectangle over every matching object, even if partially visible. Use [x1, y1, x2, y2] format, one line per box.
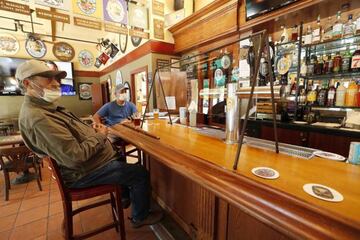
[93, 83, 137, 126]
[17, 59, 162, 228]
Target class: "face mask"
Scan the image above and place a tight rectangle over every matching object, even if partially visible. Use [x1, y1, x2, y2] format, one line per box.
[117, 93, 127, 101]
[31, 82, 62, 103]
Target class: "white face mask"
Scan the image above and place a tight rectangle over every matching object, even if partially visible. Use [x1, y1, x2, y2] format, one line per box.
[31, 82, 62, 103]
[117, 93, 127, 101]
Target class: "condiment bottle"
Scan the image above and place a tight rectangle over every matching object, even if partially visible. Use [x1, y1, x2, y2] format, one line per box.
[335, 82, 346, 106]
[345, 81, 358, 106]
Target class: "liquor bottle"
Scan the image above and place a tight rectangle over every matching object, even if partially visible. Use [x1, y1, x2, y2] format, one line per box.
[351, 45, 360, 72]
[304, 25, 313, 45]
[300, 58, 307, 76]
[345, 80, 358, 106]
[312, 15, 322, 44]
[291, 25, 298, 41]
[259, 53, 268, 86]
[323, 55, 330, 74]
[322, 16, 333, 41]
[290, 78, 297, 96]
[342, 47, 352, 73]
[356, 13, 360, 35]
[307, 55, 316, 76]
[332, 11, 344, 39]
[335, 82, 346, 106]
[280, 25, 289, 43]
[333, 52, 342, 73]
[327, 80, 336, 107]
[306, 81, 317, 105]
[315, 55, 324, 75]
[343, 14, 355, 37]
[299, 88, 306, 105]
[317, 83, 328, 106]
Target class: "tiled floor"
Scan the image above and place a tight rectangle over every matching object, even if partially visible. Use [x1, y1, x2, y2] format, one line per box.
[0, 160, 157, 240]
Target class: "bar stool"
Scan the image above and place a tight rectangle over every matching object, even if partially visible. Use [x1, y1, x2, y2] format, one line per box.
[47, 158, 126, 240]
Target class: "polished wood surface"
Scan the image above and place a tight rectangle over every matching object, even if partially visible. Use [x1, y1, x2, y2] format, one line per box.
[110, 120, 360, 239]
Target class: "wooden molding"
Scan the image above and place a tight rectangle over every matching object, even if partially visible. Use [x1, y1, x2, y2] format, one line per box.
[74, 70, 100, 78]
[99, 40, 176, 77]
[111, 124, 360, 239]
[169, 0, 232, 33]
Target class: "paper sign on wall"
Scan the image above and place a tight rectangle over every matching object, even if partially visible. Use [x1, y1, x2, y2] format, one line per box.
[35, 0, 71, 11]
[165, 96, 176, 110]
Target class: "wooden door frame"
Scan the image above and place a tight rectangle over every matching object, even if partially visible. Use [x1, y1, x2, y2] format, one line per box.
[130, 66, 148, 104]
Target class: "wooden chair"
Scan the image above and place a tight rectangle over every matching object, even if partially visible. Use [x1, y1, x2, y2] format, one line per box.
[47, 158, 126, 240]
[0, 145, 42, 201]
[112, 139, 142, 164]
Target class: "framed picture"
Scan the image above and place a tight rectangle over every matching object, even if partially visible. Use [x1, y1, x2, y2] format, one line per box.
[78, 83, 92, 100]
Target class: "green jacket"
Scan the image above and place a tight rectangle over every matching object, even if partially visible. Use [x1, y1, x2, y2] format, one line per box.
[19, 96, 117, 186]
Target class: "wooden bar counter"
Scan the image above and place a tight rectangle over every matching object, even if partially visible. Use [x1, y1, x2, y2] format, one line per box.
[110, 120, 360, 240]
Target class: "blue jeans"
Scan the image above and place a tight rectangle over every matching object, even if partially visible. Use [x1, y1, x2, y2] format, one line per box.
[70, 160, 150, 221]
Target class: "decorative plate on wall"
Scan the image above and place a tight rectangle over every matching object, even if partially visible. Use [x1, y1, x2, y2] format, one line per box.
[78, 50, 94, 68]
[53, 42, 75, 61]
[0, 33, 19, 55]
[104, 0, 127, 24]
[131, 36, 142, 47]
[77, 0, 96, 15]
[78, 83, 92, 100]
[119, 34, 128, 53]
[25, 39, 47, 58]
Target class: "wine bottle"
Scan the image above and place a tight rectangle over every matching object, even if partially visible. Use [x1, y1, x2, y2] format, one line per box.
[351, 45, 360, 72]
[332, 11, 344, 39]
[327, 80, 336, 107]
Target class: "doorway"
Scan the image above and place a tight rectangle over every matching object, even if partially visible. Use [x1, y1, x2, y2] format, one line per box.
[131, 66, 148, 114]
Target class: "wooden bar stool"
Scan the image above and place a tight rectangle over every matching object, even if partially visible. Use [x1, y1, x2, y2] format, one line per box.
[47, 158, 126, 240]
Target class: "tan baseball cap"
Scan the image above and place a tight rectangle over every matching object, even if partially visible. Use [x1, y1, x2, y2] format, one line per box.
[15, 59, 67, 81]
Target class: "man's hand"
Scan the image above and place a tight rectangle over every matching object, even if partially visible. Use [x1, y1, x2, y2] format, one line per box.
[92, 123, 108, 136]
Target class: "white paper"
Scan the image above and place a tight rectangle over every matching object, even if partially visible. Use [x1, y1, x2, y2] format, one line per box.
[165, 96, 176, 110]
[239, 59, 250, 78]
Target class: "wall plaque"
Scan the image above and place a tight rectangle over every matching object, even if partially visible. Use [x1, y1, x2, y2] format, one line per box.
[152, 0, 164, 16]
[129, 29, 149, 39]
[0, 0, 30, 15]
[104, 23, 128, 34]
[154, 19, 164, 40]
[53, 42, 75, 61]
[74, 17, 102, 30]
[36, 8, 70, 23]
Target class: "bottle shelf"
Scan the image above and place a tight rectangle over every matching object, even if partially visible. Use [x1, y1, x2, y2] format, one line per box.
[301, 71, 360, 80]
[311, 106, 360, 112]
[303, 34, 360, 53]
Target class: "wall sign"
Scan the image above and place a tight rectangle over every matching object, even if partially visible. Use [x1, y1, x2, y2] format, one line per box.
[73, 0, 102, 18]
[74, 17, 102, 30]
[78, 50, 94, 68]
[129, 29, 149, 39]
[156, 59, 170, 72]
[78, 83, 92, 100]
[103, 0, 127, 24]
[152, 0, 164, 16]
[0, 0, 31, 15]
[0, 33, 19, 56]
[104, 23, 128, 34]
[36, 8, 70, 23]
[153, 19, 164, 40]
[35, 0, 71, 11]
[53, 42, 75, 61]
[128, 3, 148, 29]
[25, 39, 47, 58]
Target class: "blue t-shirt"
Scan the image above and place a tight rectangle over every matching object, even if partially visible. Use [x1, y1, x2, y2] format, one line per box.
[96, 101, 137, 126]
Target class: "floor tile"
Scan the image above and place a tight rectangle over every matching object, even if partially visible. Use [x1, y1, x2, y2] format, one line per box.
[10, 218, 47, 240]
[49, 200, 63, 216]
[0, 230, 11, 240]
[19, 194, 49, 212]
[0, 202, 21, 218]
[14, 205, 48, 227]
[0, 214, 17, 233]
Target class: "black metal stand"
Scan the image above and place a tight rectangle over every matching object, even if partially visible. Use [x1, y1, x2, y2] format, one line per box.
[233, 31, 279, 170]
[141, 69, 173, 128]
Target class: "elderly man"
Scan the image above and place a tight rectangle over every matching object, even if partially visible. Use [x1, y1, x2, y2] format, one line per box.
[93, 84, 137, 126]
[17, 59, 162, 228]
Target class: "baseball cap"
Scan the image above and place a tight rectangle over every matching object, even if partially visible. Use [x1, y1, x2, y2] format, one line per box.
[115, 83, 129, 92]
[15, 59, 67, 81]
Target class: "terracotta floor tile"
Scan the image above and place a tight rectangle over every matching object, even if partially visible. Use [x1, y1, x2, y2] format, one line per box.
[33, 235, 47, 240]
[47, 213, 64, 233]
[0, 214, 16, 233]
[0, 230, 11, 240]
[49, 200, 63, 216]
[0, 191, 24, 204]
[14, 205, 48, 227]
[19, 194, 49, 212]
[23, 188, 50, 200]
[10, 218, 47, 240]
[0, 201, 21, 218]
[49, 191, 62, 203]
[47, 230, 64, 240]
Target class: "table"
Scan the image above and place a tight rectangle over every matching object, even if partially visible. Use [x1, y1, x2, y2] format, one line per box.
[0, 135, 23, 147]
